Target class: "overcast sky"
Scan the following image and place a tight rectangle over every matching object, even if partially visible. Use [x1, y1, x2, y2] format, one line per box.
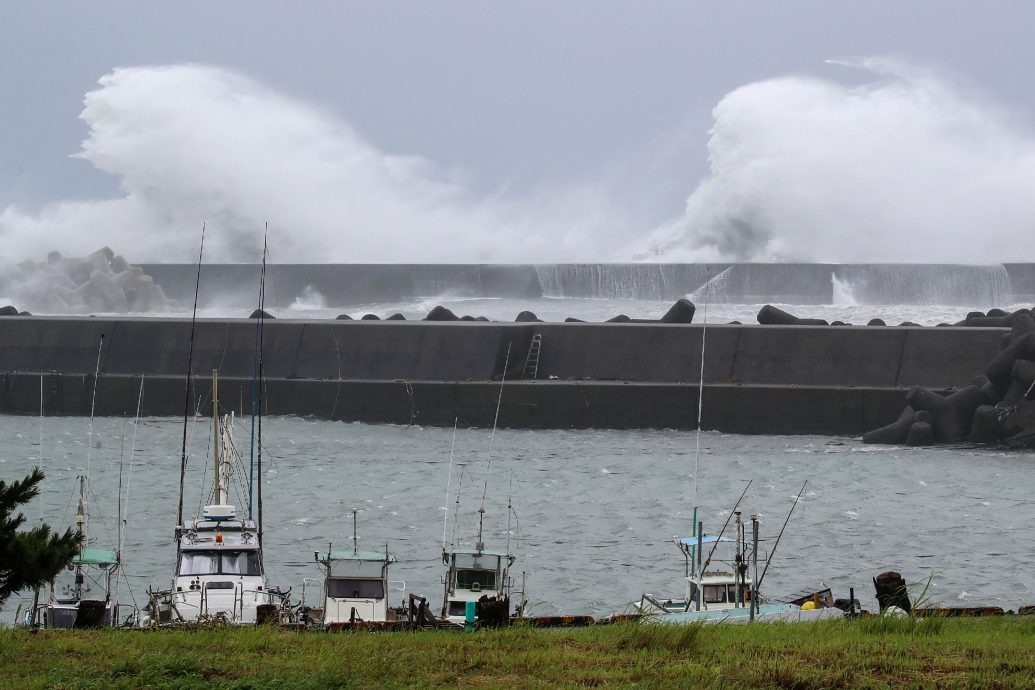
[1, 2, 1033, 262]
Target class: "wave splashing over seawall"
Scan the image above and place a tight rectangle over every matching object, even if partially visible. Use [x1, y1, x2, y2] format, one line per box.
[646, 58, 1035, 263]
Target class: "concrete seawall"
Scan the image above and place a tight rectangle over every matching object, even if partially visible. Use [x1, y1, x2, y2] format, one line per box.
[0, 317, 1008, 434]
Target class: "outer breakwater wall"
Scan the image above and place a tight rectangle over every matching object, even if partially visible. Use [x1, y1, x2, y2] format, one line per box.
[0, 317, 1008, 435]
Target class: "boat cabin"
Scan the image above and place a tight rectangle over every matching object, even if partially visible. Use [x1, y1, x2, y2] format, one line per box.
[315, 549, 397, 625]
[441, 547, 515, 621]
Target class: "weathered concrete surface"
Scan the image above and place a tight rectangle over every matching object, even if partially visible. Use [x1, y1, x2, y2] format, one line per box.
[0, 317, 1010, 434]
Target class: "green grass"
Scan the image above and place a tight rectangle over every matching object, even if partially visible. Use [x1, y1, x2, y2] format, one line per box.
[3, 616, 1035, 688]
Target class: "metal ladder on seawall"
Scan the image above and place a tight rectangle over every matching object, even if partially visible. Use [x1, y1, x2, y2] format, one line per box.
[522, 333, 542, 380]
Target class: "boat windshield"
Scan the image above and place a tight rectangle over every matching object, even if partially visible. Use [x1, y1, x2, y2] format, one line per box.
[455, 569, 497, 590]
[178, 550, 261, 576]
[327, 578, 384, 599]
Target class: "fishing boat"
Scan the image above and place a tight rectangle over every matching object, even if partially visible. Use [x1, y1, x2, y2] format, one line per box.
[309, 509, 401, 628]
[27, 476, 133, 628]
[27, 340, 138, 629]
[440, 507, 520, 625]
[145, 372, 287, 625]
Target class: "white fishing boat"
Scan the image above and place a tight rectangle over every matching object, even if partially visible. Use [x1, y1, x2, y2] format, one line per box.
[312, 510, 400, 627]
[145, 372, 287, 625]
[440, 507, 519, 625]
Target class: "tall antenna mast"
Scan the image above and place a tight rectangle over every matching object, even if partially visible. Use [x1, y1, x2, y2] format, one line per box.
[177, 223, 206, 538]
[212, 370, 221, 502]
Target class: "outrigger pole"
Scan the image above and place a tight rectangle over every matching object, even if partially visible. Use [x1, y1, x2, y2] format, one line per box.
[756, 480, 809, 591]
[177, 224, 205, 540]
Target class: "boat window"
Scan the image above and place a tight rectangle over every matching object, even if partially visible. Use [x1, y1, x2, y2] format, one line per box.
[327, 578, 384, 599]
[455, 569, 497, 590]
[221, 551, 261, 576]
[454, 554, 500, 571]
[179, 552, 219, 575]
[178, 550, 260, 576]
[448, 601, 468, 617]
[703, 585, 727, 604]
[726, 585, 751, 602]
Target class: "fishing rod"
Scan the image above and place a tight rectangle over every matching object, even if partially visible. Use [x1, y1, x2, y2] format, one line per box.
[441, 417, 459, 552]
[701, 480, 752, 572]
[690, 266, 711, 540]
[177, 223, 206, 538]
[756, 480, 808, 591]
[478, 342, 511, 509]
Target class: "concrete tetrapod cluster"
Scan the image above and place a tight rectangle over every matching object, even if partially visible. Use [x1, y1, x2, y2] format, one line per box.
[332, 298, 698, 324]
[1, 247, 173, 314]
[863, 308, 1035, 448]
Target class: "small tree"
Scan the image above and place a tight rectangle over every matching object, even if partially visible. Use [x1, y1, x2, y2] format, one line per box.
[0, 468, 81, 610]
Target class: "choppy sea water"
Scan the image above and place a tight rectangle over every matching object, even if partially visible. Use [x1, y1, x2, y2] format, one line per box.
[2, 415, 1033, 622]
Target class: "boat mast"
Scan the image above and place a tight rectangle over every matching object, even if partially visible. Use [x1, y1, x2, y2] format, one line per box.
[74, 475, 86, 601]
[177, 224, 205, 541]
[352, 508, 358, 555]
[212, 370, 221, 504]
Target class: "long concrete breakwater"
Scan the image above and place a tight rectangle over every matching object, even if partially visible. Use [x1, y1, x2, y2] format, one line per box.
[0, 316, 1010, 435]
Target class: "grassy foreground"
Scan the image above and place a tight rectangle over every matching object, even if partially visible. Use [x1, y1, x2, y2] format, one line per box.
[2, 616, 1035, 689]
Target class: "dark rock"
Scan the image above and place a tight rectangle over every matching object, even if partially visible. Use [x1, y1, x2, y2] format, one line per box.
[249, 309, 275, 319]
[987, 308, 1008, 317]
[515, 310, 541, 322]
[914, 410, 933, 425]
[660, 298, 696, 324]
[905, 421, 933, 446]
[969, 405, 999, 444]
[475, 316, 490, 322]
[460, 315, 476, 321]
[966, 311, 985, 320]
[361, 314, 380, 321]
[873, 571, 911, 613]
[0, 305, 20, 316]
[727, 320, 742, 325]
[335, 314, 353, 320]
[862, 406, 916, 444]
[564, 317, 585, 323]
[17, 311, 31, 316]
[425, 306, 459, 321]
[831, 320, 846, 326]
[867, 318, 886, 326]
[898, 321, 921, 327]
[606, 314, 631, 323]
[1000, 380, 1029, 407]
[386, 313, 406, 321]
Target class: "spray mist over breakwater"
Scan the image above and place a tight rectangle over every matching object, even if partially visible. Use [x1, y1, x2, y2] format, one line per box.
[1, 60, 1034, 264]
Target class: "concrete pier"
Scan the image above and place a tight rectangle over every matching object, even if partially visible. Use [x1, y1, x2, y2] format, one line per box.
[0, 316, 1009, 435]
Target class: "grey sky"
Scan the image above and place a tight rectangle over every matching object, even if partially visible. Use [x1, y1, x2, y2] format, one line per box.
[1, 2, 1034, 261]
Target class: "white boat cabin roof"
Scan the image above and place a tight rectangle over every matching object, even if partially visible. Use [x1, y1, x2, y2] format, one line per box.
[321, 551, 397, 563]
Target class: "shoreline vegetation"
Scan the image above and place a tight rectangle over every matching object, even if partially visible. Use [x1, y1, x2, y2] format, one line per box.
[3, 617, 1035, 688]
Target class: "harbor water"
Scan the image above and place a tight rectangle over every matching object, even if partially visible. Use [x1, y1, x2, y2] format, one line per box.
[2, 414, 1033, 621]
